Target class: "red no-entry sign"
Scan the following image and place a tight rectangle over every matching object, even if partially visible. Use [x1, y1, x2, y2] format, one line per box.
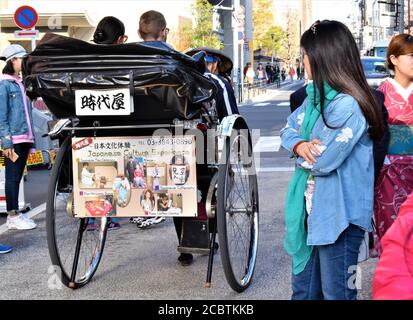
[14, 6, 38, 30]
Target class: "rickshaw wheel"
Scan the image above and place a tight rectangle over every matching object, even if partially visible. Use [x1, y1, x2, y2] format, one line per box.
[46, 137, 108, 289]
[217, 125, 259, 293]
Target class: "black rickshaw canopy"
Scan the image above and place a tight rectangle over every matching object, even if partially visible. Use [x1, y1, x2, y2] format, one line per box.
[23, 33, 217, 123]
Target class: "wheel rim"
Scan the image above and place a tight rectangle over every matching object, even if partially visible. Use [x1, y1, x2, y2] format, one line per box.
[48, 139, 107, 286]
[222, 132, 259, 287]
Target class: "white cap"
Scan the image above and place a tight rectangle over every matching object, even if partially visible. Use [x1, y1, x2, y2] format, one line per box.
[1, 44, 28, 62]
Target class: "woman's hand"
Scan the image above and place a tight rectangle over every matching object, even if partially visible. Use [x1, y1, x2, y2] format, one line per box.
[295, 139, 322, 165]
[3, 148, 14, 159]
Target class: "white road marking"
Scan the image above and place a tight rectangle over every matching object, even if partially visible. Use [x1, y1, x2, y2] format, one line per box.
[257, 167, 295, 172]
[0, 202, 46, 235]
[254, 102, 271, 107]
[254, 136, 281, 153]
[277, 102, 290, 107]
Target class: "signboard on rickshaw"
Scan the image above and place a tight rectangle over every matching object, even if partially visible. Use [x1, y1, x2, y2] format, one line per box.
[72, 136, 197, 218]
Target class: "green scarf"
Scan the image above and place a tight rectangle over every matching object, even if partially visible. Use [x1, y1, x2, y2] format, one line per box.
[284, 82, 339, 275]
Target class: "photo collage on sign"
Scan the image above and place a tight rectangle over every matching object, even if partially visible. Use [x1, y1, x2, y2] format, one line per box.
[77, 161, 120, 215]
[84, 194, 116, 217]
[73, 136, 197, 218]
[124, 155, 188, 215]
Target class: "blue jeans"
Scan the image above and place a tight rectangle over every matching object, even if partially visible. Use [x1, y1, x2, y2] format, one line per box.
[291, 224, 365, 300]
[5, 143, 31, 212]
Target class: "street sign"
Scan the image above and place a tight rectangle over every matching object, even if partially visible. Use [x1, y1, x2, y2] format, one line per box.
[14, 6, 38, 30]
[14, 29, 39, 39]
[236, 5, 245, 32]
[237, 5, 245, 17]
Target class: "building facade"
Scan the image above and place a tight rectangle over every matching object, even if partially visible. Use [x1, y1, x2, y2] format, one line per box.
[358, 0, 412, 53]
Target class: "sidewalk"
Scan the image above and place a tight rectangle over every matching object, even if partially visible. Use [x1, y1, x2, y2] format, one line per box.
[239, 80, 305, 106]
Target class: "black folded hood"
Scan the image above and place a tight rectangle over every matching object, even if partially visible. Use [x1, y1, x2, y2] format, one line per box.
[23, 33, 217, 124]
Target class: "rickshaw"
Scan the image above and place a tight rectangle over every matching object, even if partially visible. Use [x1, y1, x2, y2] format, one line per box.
[23, 34, 259, 292]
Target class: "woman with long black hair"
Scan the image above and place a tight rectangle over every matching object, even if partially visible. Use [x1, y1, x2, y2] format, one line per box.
[92, 16, 128, 45]
[280, 20, 384, 300]
[86, 16, 128, 231]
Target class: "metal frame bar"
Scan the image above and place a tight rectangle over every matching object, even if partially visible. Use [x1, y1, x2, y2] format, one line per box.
[62, 124, 183, 131]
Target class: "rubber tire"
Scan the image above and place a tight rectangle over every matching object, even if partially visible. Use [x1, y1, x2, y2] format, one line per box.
[217, 128, 259, 293]
[46, 137, 108, 289]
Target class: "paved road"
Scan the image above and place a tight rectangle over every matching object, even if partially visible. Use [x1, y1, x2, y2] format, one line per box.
[0, 81, 377, 299]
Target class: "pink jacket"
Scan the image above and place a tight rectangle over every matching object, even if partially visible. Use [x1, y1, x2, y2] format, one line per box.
[372, 193, 413, 300]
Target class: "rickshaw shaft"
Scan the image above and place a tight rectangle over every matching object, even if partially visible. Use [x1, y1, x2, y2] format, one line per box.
[205, 218, 217, 288]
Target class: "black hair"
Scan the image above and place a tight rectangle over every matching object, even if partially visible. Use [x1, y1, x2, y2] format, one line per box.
[171, 155, 187, 164]
[93, 16, 125, 44]
[301, 20, 384, 141]
[2, 60, 15, 75]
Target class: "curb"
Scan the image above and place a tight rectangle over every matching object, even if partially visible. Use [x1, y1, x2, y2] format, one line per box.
[239, 80, 304, 106]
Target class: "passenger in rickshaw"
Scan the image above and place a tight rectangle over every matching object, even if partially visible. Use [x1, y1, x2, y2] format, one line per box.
[86, 16, 129, 231]
[129, 10, 172, 229]
[92, 16, 128, 45]
[138, 10, 172, 50]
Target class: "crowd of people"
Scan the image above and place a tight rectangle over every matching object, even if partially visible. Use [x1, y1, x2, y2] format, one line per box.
[1, 11, 413, 300]
[243, 61, 302, 90]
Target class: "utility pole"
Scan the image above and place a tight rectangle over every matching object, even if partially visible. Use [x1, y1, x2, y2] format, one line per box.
[359, 0, 365, 51]
[214, 0, 240, 99]
[299, 20, 302, 79]
[271, 33, 275, 65]
[398, 0, 403, 33]
[407, 0, 410, 34]
[232, 0, 240, 100]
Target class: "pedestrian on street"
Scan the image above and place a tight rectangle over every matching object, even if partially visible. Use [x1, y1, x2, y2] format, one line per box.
[243, 62, 250, 78]
[265, 63, 272, 84]
[0, 45, 38, 252]
[373, 33, 413, 255]
[281, 68, 286, 81]
[280, 20, 385, 300]
[245, 64, 255, 85]
[289, 66, 295, 81]
[256, 63, 268, 82]
[274, 65, 281, 87]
